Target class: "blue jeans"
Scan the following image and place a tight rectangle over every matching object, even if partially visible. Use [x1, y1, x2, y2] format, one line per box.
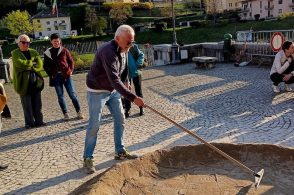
[54, 74, 81, 114]
[83, 90, 125, 159]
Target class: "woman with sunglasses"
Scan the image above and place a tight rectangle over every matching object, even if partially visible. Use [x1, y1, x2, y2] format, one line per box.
[11, 34, 45, 129]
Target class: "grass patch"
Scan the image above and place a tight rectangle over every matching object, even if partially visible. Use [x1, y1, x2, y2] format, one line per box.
[74, 53, 95, 71]
[134, 16, 294, 44]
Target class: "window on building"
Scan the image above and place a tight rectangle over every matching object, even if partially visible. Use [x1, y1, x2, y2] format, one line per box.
[61, 20, 65, 23]
[278, 0, 283, 4]
[292, 0, 294, 3]
[250, 12, 252, 17]
[55, 26, 58, 30]
[292, 8, 294, 12]
[260, 1, 262, 8]
[39, 32, 42, 36]
[260, 9, 262, 14]
[47, 28, 51, 31]
[46, 21, 50, 25]
[54, 21, 57, 25]
[279, 9, 282, 14]
[37, 20, 40, 23]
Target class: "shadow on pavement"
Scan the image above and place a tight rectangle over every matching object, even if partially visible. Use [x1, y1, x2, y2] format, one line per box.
[5, 159, 116, 195]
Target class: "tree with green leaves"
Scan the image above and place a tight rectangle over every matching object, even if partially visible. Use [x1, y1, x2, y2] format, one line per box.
[109, 5, 133, 26]
[84, 6, 107, 36]
[3, 10, 42, 36]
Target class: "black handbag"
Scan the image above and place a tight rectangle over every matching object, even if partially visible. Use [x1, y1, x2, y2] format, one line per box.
[29, 71, 44, 92]
[29, 71, 37, 85]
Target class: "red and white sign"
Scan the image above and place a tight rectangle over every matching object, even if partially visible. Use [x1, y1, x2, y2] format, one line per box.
[270, 32, 285, 52]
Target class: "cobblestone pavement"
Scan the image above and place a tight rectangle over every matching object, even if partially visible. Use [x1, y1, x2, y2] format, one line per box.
[0, 63, 293, 194]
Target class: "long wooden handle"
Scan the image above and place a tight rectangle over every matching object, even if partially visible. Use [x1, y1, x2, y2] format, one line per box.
[146, 104, 256, 175]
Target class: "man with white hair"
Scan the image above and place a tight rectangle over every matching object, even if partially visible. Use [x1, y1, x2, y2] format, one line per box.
[83, 25, 145, 174]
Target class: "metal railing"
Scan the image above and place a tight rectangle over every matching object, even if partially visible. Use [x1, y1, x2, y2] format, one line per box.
[235, 29, 294, 62]
[31, 40, 154, 67]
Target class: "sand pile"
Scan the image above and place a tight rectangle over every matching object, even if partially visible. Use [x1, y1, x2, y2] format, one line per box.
[72, 144, 294, 195]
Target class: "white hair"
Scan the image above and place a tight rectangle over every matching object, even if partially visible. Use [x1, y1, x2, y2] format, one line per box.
[17, 34, 30, 43]
[114, 25, 135, 38]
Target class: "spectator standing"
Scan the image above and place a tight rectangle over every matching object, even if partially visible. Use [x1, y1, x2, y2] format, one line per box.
[0, 82, 8, 171]
[83, 25, 145, 174]
[124, 44, 145, 117]
[43, 33, 84, 120]
[12, 34, 45, 129]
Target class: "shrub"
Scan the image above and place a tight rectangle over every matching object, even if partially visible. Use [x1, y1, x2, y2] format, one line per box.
[154, 22, 167, 32]
[70, 51, 79, 62]
[189, 20, 207, 28]
[278, 12, 294, 20]
[75, 58, 86, 70]
[103, 2, 153, 10]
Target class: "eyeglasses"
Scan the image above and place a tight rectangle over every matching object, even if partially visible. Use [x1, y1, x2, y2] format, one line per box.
[20, 41, 30, 45]
[126, 41, 135, 46]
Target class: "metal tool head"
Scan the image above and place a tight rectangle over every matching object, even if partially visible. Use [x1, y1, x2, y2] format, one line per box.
[254, 169, 264, 188]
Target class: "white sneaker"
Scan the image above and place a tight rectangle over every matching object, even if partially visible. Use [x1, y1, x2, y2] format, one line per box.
[272, 85, 280, 93]
[285, 84, 293, 92]
[64, 113, 70, 121]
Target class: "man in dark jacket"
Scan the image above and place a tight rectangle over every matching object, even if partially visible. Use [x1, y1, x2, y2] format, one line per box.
[44, 33, 84, 121]
[83, 25, 145, 174]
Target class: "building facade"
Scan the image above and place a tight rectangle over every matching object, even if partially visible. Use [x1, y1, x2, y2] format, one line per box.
[205, 0, 242, 13]
[240, 0, 294, 20]
[32, 10, 71, 39]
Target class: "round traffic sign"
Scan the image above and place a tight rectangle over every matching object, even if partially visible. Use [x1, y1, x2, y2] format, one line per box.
[271, 32, 285, 52]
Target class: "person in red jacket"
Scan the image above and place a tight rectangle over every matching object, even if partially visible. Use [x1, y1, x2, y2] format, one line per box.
[44, 33, 84, 120]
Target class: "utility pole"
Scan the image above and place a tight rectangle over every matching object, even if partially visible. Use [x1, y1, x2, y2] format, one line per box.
[171, 0, 180, 64]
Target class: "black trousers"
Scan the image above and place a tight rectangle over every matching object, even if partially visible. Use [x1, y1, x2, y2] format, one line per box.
[20, 91, 43, 127]
[124, 75, 143, 112]
[270, 62, 294, 86]
[1, 104, 11, 118]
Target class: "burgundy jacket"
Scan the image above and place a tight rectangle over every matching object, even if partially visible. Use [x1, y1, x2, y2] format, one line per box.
[43, 47, 74, 86]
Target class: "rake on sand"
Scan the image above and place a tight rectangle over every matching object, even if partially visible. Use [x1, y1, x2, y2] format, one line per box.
[146, 104, 264, 188]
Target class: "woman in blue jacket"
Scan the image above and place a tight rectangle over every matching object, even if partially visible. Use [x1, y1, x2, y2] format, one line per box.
[124, 44, 145, 117]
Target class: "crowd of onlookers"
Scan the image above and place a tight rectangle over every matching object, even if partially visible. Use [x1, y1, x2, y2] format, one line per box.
[1, 25, 147, 174]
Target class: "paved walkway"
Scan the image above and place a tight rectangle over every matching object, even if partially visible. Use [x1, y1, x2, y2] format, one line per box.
[0, 63, 293, 194]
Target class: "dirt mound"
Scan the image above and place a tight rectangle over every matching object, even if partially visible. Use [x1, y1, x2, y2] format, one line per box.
[72, 144, 294, 195]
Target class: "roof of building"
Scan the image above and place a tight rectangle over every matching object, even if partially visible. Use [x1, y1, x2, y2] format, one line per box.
[32, 9, 69, 19]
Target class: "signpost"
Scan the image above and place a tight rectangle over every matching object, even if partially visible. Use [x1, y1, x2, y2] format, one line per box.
[270, 32, 285, 52]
